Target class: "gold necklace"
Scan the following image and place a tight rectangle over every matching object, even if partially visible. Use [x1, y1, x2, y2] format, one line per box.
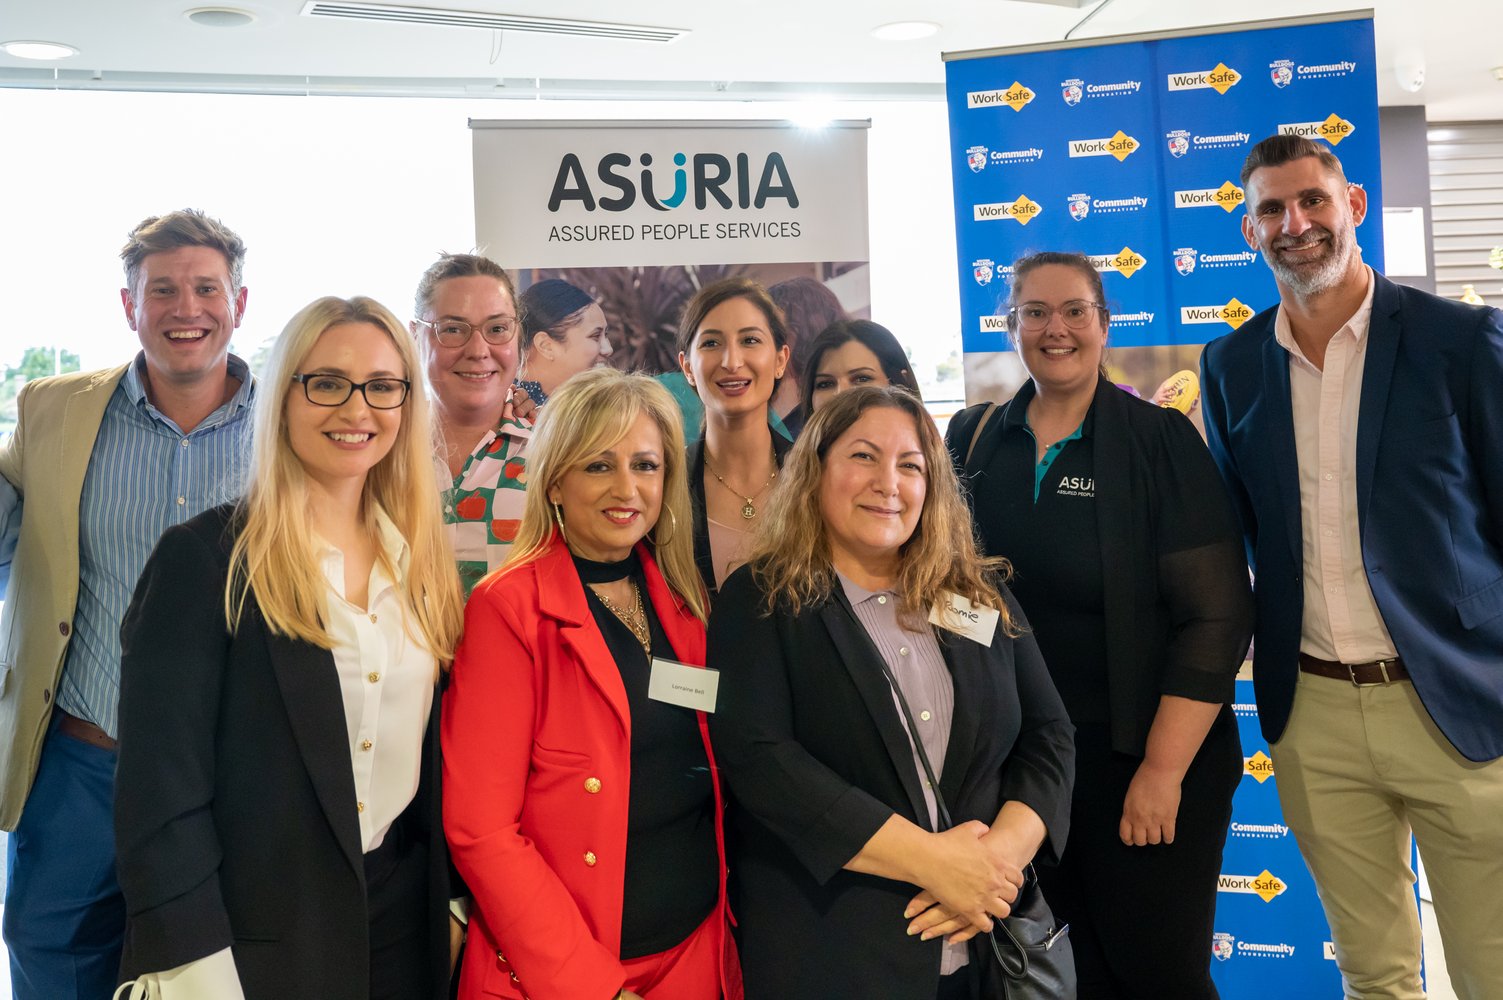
[589, 581, 651, 654]
[705, 448, 778, 520]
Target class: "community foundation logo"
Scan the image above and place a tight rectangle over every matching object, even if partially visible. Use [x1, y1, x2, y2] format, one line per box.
[1167, 62, 1242, 94]
[1110, 309, 1154, 329]
[1278, 114, 1358, 146]
[973, 195, 1042, 225]
[1175, 248, 1197, 275]
[1061, 79, 1083, 105]
[1061, 76, 1143, 104]
[973, 259, 995, 285]
[1165, 128, 1252, 153]
[1212, 933, 1235, 961]
[1086, 247, 1146, 278]
[1069, 193, 1091, 220]
[1218, 870, 1288, 903]
[1067, 130, 1140, 162]
[1231, 821, 1290, 840]
[1181, 298, 1254, 330]
[1243, 750, 1275, 782]
[967, 145, 988, 172]
[1173, 181, 1245, 213]
[1270, 59, 1294, 88]
[1177, 247, 1259, 274]
[1071, 193, 1148, 219]
[967, 82, 1036, 111]
[1280, 58, 1359, 82]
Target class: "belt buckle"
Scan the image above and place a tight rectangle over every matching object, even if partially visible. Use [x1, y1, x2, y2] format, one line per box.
[1349, 659, 1395, 685]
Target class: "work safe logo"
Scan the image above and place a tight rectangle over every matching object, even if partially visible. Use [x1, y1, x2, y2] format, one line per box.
[1086, 247, 1146, 278]
[967, 82, 1035, 110]
[1067, 130, 1139, 162]
[973, 195, 1042, 225]
[1167, 62, 1242, 94]
[1243, 750, 1275, 782]
[1173, 181, 1245, 213]
[547, 151, 797, 212]
[1277, 113, 1358, 146]
[1181, 298, 1254, 330]
[1218, 870, 1288, 903]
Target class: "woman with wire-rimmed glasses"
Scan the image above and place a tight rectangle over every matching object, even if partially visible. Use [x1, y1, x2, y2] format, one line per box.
[114, 296, 465, 1000]
[945, 251, 1253, 997]
[410, 253, 533, 597]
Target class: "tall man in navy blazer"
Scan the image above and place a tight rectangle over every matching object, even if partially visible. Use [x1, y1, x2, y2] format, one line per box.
[1200, 134, 1503, 999]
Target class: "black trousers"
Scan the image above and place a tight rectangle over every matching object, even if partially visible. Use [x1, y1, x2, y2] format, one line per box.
[1036, 710, 1240, 1000]
[365, 819, 430, 1000]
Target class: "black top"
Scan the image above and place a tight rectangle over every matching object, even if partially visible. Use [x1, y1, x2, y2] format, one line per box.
[987, 400, 1110, 726]
[574, 552, 717, 958]
[947, 377, 1254, 756]
[686, 431, 795, 599]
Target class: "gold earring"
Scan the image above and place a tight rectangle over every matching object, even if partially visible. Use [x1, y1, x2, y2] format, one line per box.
[551, 501, 568, 543]
[655, 505, 678, 547]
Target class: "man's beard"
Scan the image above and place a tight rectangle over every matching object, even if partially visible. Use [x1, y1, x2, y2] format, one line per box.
[1262, 224, 1357, 296]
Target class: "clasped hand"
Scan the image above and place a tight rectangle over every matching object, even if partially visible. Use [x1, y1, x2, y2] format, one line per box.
[902, 821, 1025, 944]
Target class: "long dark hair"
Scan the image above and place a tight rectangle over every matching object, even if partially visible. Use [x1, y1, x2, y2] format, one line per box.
[798, 319, 920, 415]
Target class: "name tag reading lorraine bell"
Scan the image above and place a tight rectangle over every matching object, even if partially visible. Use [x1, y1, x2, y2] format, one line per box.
[928, 592, 1000, 647]
[647, 658, 720, 713]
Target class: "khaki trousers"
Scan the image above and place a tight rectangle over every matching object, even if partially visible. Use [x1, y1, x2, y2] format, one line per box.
[1271, 670, 1503, 999]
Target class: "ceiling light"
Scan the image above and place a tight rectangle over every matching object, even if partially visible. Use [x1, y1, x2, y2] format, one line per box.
[0, 40, 79, 60]
[871, 21, 940, 42]
[185, 8, 258, 28]
[300, 2, 688, 43]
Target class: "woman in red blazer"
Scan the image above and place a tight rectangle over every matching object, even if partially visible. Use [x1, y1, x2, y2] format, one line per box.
[443, 368, 739, 1000]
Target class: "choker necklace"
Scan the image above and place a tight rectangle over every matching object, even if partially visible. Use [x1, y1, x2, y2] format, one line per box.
[589, 581, 650, 654]
[705, 448, 778, 520]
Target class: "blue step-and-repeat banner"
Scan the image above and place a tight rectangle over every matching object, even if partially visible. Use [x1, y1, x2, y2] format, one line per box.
[943, 12, 1384, 416]
[945, 13, 1389, 998]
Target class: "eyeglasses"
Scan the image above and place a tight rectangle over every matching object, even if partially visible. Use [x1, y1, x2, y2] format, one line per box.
[291, 373, 410, 409]
[414, 316, 519, 348]
[1009, 300, 1107, 332]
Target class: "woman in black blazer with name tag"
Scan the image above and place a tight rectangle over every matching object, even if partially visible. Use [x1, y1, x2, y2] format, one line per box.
[708, 386, 1075, 1000]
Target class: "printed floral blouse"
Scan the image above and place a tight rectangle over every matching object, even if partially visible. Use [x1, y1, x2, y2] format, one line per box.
[440, 410, 532, 596]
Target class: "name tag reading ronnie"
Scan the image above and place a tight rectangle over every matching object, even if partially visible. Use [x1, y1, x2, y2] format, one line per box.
[647, 657, 720, 713]
[928, 592, 1001, 647]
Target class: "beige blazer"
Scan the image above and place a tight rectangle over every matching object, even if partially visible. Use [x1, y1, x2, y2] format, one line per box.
[0, 364, 128, 830]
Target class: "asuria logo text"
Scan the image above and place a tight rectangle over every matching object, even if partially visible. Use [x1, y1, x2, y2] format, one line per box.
[548, 151, 798, 212]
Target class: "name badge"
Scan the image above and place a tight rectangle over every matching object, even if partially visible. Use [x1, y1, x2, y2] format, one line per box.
[929, 592, 1000, 647]
[647, 657, 719, 713]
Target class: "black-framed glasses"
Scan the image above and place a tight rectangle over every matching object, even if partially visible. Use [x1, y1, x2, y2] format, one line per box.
[1009, 299, 1107, 332]
[414, 316, 519, 348]
[291, 373, 411, 409]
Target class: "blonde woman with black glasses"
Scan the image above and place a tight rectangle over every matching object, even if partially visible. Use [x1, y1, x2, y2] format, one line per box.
[113, 296, 464, 1000]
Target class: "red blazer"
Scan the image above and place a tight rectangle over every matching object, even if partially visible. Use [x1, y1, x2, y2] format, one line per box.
[443, 535, 737, 1000]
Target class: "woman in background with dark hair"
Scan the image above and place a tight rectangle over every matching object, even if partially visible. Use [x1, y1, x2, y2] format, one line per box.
[767, 276, 845, 436]
[800, 319, 920, 416]
[677, 277, 792, 596]
[515, 278, 613, 408]
[946, 251, 1252, 999]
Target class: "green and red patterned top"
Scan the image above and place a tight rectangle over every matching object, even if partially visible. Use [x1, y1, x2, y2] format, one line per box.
[439, 407, 533, 596]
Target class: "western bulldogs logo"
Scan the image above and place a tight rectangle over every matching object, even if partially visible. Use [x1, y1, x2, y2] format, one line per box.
[1068, 193, 1091, 221]
[967, 145, 988, 173]
[973, 259, 995, 285]
[1174, 247, 1197, 275]
[1062, 83, 1083, 106]
[1270, 59, 1294, 88]
[1166, 129, 1190, 158]
[1213, 933, 1235, 962]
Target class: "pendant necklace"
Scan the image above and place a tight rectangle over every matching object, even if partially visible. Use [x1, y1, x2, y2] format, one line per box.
[706, 448, 778, 520]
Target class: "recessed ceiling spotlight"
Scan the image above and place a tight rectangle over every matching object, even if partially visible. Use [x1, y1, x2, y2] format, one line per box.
[871, 21, 940, 42]
[0, 39, 79, 60]
[185, 7, 258, 28]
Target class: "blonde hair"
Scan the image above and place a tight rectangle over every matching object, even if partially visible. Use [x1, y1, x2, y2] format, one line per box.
[744, 386, 1016, 636]
[225, 296, 464, 662]
[501, 368, 707, 624]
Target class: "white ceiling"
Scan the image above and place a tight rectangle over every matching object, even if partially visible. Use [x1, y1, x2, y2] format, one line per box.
[1, 0, 1500, 119]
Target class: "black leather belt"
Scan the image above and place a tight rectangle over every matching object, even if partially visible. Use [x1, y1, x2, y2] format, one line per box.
[1299, 652, 1409, 685]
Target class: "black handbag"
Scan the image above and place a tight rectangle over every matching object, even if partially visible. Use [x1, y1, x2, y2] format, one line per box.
[860, 609, 1077, 1000]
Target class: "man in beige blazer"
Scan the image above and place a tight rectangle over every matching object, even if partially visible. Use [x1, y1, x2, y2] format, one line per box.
[0, 209, 255, 1000]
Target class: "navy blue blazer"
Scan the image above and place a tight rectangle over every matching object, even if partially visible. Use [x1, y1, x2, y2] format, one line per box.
[1200, 271, 1503, 761]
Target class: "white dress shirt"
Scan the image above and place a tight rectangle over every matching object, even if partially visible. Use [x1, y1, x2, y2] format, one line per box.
[1274, 265, 1400, 663]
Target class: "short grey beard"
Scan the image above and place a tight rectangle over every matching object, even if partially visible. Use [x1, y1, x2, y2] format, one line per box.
[1264, 230, 1357, 297]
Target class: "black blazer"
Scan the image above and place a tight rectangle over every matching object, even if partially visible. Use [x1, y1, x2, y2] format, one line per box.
[948, 377, 1254, 756]
[707, 566, 1074, 1000]
[114, 504, 452, 999]
[687, 431, 794, 598]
